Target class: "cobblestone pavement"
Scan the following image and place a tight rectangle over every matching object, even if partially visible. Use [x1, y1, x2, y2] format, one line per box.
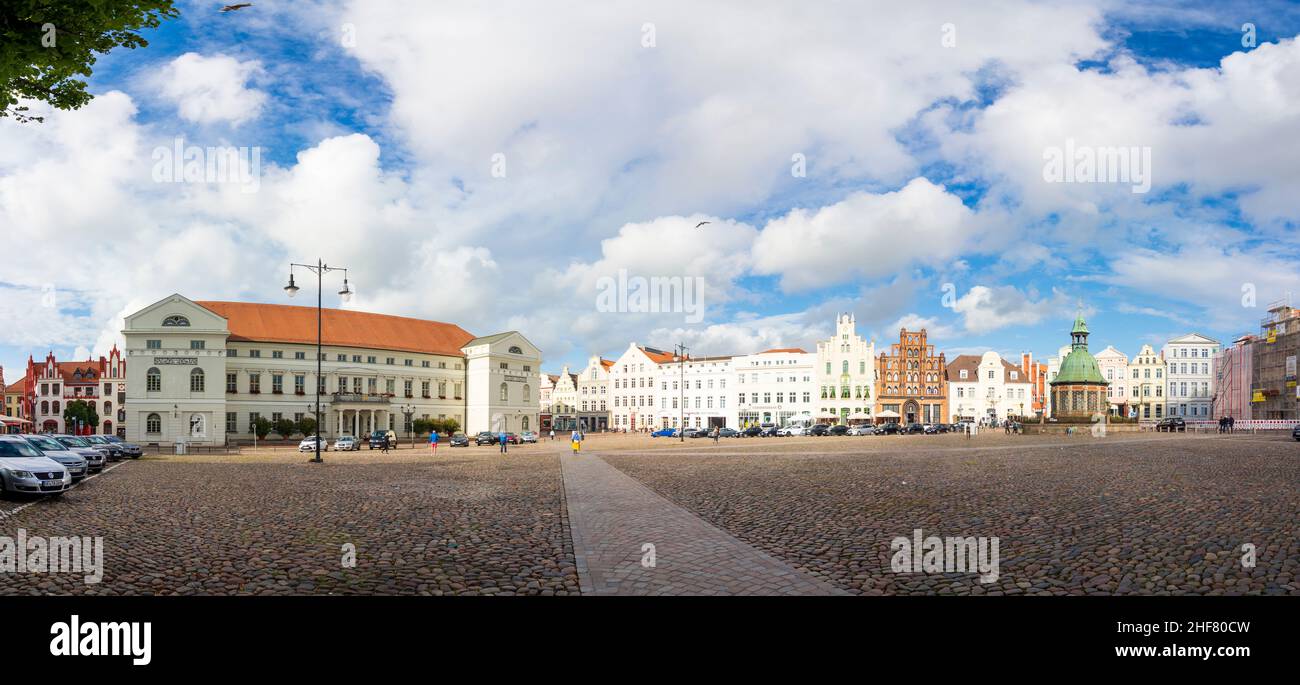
[0, 449, 577, 596]
[602, 433, 1300, 596]
[561, 450, 847, 595]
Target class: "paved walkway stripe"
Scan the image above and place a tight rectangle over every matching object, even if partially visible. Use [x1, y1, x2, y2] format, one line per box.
[561, 450, 847, 596]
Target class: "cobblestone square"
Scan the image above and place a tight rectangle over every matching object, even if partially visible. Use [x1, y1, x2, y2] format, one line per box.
[0, 433, 1295, 596]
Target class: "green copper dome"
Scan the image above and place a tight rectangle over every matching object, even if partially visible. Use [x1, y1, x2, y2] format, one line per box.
[1052, 313, 1108, 386]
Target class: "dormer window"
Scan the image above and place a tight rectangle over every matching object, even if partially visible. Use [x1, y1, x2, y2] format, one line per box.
[162, 315, 191, 327]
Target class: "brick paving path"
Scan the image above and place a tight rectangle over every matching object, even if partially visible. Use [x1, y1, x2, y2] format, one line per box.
[561, 450, 847, 596]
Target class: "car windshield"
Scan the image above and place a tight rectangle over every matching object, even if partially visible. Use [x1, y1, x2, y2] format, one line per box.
[26, 435, 63, 451]
[0, 441, 43, 458]
[57, 436, 91, 447]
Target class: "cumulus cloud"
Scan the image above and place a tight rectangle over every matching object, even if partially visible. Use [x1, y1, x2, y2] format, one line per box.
[151, 52, 268, 126]
[751, 178, 980, 292]
[952, 285, 1069, 335]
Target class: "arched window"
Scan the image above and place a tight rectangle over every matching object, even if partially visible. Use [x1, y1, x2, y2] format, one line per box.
[190, 368, 205, 392]
[499, 383, 508, 402]
[523, 384, 531, 402]
[147, 368, 161, 392]
[508, 346, 523, 354]
[52, 401, 60, 414]
[522, 416, 529, 430]
[162, 315, 191, 327]
[104, 401, 112, 415]
[841, 360, 848, 373]
[146, 413, 162, 434]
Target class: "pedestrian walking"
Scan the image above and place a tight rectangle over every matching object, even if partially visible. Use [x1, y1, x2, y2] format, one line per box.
[499, 431, 508, 454]
[712, 426, 720, 443]
[549, 429, 555, 441]
[428, 430, 437, 456]
[570, 429, 582, 454]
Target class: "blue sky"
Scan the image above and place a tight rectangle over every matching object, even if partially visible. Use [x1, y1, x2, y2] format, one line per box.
[2, 0, 1300, 381]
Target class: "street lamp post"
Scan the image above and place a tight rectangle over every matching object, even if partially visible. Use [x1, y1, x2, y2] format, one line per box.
[285, 259, 352, 464]
[402, 404, 414, 449]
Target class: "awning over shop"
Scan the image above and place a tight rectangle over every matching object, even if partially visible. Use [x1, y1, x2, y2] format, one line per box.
[876, 410, 900, 418]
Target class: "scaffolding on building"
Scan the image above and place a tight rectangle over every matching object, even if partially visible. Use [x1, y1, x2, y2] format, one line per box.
[1250, 303, 1300, 421]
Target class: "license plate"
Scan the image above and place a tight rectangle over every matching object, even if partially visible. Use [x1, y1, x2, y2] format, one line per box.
[42, 480, 63, 487]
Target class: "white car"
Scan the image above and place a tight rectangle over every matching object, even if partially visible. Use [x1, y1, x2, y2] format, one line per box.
[777, 425, 806, 436]
[298, 436, 329, 452]
[0, 435, 71, 496]
[333, 435, 359, 451]
[848, 425, 876, 436]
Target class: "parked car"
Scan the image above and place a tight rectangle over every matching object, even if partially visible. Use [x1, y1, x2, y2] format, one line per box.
[683, 428, 709, 438]
[828, 424, 850, 436]
[475, 431, 496, 446]
[923, 423, 941, 434]
[650, 428, 677, 438]
[298, 436, 328, 452]
[0, 435, 71, 496]
[51, 435, 107, 473]
[777, 425, 805, 436]
[902, 423, 925, 434]
[367, 430, 391, 449]
[740, 426, 763, 437]
[83, 435, 125, 461]
[1156, 417, 1186, 432]
[333, 435, 359, 451]
[520, 431, 539, 443]
[504, 433, 521, 445]
[760, 425, 781, 437]
[808, 424, 832, 436]
[449, 432, 470, 447]
[103, 435, 143, 458]
[876, 422, 902, 435]
[1293, 424, 1300, 442]
[848, 425, 875, 436]
[19, 435, 88, 482]
[718, 427, 739, 438]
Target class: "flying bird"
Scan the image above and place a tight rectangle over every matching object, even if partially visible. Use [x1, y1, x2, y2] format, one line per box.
[221, 3, 252, 11]
[695, 221, 711, 228]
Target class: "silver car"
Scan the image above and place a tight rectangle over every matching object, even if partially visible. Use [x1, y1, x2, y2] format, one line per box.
[0, 435, 71, 496]
[52, 435, 108, 473]
[21, 434, 89, 481]
[333, 435, 359, 451]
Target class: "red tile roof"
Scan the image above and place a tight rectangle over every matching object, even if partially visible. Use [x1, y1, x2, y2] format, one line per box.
[758, 347, 807, 354]
[640, 347, 678, 364]
[196, 301, 476, 357]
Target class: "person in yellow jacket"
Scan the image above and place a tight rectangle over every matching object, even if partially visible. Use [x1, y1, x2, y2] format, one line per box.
[570, 429, 583, 454]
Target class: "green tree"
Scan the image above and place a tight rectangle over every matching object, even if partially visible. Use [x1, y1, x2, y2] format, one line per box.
[252, 417, 272, 440]
[1, 1, 180, 123]
[63, 399, 99, 433]
[296, 416, 317, 437]
[273, 418, 296, 439]
[412, 418, 433, 436]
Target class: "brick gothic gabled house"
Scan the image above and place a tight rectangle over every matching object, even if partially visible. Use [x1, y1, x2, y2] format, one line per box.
[1048, 314, 1109, 419]
[875, 328, 947, 425]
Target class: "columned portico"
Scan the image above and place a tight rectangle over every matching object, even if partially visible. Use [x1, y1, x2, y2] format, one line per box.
[331, 398, 391, 438]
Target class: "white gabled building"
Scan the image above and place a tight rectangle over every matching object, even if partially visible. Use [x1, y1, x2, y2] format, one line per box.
[816, 314, 876, 424]
[575, 355, 613, 432]
[1162, 333, 1220, 419]
[1093, 345, 1130, 416]
[609, 344, 676, 431]
[946, 351, 1034, 423]
[732, 348, 816, 428]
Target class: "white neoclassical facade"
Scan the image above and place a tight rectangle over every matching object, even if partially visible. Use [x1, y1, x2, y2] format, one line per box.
[671, 355, 734, 430]
[732, 348, 816, 428]
[946, 351, 1033, 422]
[1162, 333, 1220, 419]
[549, 366, 579, 431]
[123, 295, 540, 445]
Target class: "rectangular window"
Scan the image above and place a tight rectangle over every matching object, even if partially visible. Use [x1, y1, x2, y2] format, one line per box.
[295, 376, 305, 394]
[367, 356, 377, 364]
[405, 359, 414, 367]
[422, 361, 431, 368]
[190, 340, 205, 350]
[226, 373, 237, 393]
[295, 352, 306, 360]
[404, 380, 413, 397]
[249, 374, 261, 393]
[226, 412, 237, 432]
[386, 357, 395, 365]
[272, 375, 284, 394]
[146, 340, 161, 349]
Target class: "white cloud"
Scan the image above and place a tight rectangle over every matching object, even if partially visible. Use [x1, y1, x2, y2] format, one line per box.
[751, 178, 979, 292]
[151, 52, 267, 126]
[952, 285, 1068, 335]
